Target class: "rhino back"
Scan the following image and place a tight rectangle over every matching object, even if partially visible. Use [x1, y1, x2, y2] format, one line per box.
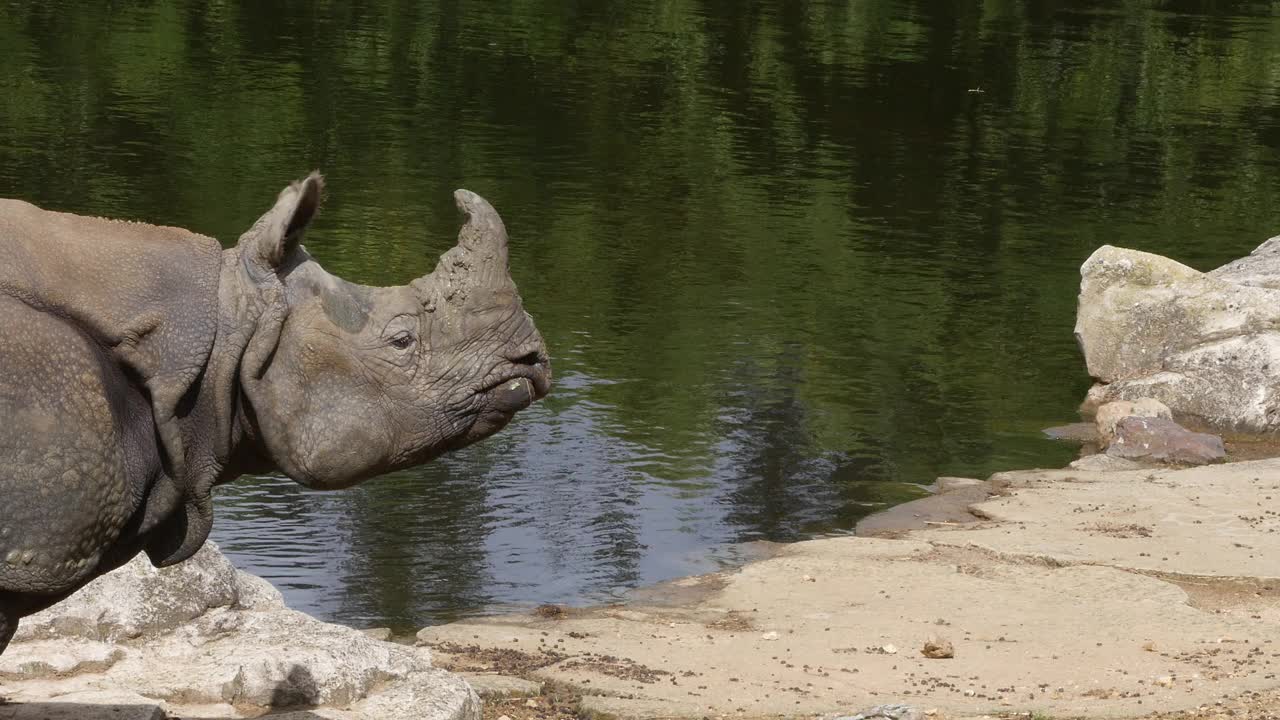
[0, 198, 222, 397]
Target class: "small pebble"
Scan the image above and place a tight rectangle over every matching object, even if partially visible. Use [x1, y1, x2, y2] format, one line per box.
[922, 636, 954, 659]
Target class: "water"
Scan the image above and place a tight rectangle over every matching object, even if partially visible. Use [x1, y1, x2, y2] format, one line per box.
[4, 1, 1280, 631]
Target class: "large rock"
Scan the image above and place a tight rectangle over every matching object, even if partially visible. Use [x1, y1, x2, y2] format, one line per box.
[15, 543, 244, 643]
[1076, 241, 1280, 432]
[1106, 416, 1226, 465]
[2, 544, 479, 720]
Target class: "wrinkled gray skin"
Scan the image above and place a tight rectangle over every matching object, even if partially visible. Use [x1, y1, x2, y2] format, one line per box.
[0, 173, 550, 654]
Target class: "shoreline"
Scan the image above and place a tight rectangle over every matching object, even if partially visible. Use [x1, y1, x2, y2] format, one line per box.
[418, 455, 1280, 720]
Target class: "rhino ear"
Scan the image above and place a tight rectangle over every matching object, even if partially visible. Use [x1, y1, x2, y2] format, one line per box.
[239, 171, 324, 272]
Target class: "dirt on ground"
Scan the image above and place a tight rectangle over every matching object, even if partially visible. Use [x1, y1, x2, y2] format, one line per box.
[418, 459, 1280, 720]
[472, 683, 583, 720]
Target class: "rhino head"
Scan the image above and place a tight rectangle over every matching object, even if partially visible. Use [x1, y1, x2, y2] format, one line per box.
[227, 173, 551, 490]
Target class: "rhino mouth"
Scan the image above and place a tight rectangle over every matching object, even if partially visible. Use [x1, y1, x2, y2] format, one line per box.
[480, 366, 551, 414]
[488, 377, 536, 412]
[453, 369, 546, 446]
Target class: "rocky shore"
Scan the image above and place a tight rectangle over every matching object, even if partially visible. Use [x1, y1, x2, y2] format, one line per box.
[0, 544, 479, 720]
[419, 459, 1280, 720]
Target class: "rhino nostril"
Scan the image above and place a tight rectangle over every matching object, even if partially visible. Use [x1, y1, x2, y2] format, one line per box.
[511, 351, 542, 366]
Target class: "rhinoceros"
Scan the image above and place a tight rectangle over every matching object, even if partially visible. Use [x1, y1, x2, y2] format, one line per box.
[0, 173, 550, 654]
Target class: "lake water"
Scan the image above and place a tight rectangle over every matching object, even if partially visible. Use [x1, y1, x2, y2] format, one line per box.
[4, 1, 1280, 631]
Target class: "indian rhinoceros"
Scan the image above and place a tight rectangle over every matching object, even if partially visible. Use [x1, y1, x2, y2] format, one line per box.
[0, 173, 550, 654]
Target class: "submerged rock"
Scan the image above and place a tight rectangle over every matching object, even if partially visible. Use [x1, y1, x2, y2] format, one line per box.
[935, 476, 983, 493]
[360, 627, 393, 642]
[1107, 416, 1225, 466]
[2, 544, 479, 720]
[1042, 422, 1102, 444]
[1076, 241, 1280, 433]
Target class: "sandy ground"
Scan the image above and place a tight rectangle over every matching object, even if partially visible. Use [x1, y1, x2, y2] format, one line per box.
[418, 459, 1280, 720]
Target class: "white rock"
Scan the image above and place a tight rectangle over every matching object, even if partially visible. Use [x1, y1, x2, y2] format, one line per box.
[16, 543, 240, 643]
[234, 569, 286, 611]
[0, 639, 123, 679]
[840, 704, 924, 720]
[1076, 244, 1280, 432]
[348, 668, 481, 720]
[116, 609, 428, 707]
[761, 631, 780, 641]
[3, 544, 479, 720]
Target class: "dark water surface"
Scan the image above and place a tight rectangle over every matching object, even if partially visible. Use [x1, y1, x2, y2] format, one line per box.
[5, 1, 1280, 630]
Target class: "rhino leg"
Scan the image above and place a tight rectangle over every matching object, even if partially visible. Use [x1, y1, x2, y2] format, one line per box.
[0, 297, 158, 596]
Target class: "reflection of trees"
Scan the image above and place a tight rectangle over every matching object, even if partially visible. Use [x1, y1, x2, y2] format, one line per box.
[720, 343, 904, 542]
[6, 3, 1280, 441]
[476, 386, 648, 602]
[721, 344, 835, 543]
[329, 462, 494, 628]
[12, 0, 1280, 622]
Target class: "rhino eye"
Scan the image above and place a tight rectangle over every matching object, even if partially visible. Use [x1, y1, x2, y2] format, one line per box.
[388, 331, 414, 350]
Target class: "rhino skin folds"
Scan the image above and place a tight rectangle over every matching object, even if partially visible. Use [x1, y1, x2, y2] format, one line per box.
[0, 174, 551, 655]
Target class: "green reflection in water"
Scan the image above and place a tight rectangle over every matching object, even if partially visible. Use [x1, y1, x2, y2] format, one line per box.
[3, 0, 1279, 628]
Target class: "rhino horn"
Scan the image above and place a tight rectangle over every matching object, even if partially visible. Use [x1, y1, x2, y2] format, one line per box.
[454, 189, 509, 273]
[413, 190, 518, 309]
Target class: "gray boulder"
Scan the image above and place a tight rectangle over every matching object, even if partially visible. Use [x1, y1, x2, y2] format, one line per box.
[0, 543, 479, 720]
[1076, 241, 1280, 432]
[1106, 416, 1226, 466]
